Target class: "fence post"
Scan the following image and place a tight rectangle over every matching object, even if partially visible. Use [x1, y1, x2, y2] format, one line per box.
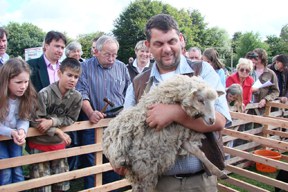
[263, 102, 272, 138]
[95, 127, 103, 187]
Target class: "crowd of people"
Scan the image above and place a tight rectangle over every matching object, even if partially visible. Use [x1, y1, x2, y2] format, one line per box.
[0, 13, 287, 192]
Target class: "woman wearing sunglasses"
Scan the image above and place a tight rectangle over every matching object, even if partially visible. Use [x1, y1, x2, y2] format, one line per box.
[250, 48, 279, 108]
[226, 58, 254, 106]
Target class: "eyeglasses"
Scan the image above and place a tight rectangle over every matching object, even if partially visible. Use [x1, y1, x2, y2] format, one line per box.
[101, 51, 118, 59]
[239, 68, 250, 73]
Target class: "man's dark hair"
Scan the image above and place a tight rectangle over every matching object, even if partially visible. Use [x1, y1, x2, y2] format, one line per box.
[44, 31, 67, 45]
[60, 57, 81, 74]
[275, 54, 288, 67]
[0, 27, 8, 39]
[245, 51, 258, 59]
[145, 14, 180, 41]
[254, 48, 268, 66]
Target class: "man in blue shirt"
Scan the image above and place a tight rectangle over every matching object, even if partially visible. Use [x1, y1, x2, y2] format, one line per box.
[76, 35, 131, 189]
[123, 14, 231, 192]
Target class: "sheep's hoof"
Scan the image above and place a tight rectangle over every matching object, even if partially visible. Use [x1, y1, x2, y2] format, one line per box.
[219, 173, 229, 180]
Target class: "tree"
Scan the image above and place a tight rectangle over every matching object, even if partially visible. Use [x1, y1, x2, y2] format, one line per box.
[5, 22, 45, 58]
[186, 9, 208, 49]
[113, 0, 192, 62]
[265, 36, 288, 59]
[77, 32, 105, 59]
[234, 32, 269, 61]
[202, 27, 232, 67]
[280, 24, 288, 42]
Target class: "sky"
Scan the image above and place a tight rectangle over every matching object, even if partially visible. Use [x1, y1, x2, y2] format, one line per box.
[0, 0, 287, 40]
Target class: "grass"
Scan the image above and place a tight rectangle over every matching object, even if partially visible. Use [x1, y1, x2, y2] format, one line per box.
[219, 165, 278, 192]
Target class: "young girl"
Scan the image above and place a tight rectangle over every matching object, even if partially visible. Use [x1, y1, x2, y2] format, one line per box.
[226, 83, 244, 112]
[0, 58, 37, 185]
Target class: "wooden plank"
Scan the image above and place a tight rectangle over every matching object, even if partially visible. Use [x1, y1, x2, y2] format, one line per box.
[0, 163, 113, 191]
[230, 112, 288, 129]
[0, 119, 112, 141]
[217, 183, 239, 192]
[80, 180, 131, 192]
[265, 129, 288, 138]
[245, 103, 260, 110]
[223, 127, 263, 143]
[223, 177, 269, 192]
[225, 156, 247, 166]
[0, 143, 102, 169]
[225, 142, 261, 166]
[96, 127, 103, 186]
[224, 147, 288, 172]
[226, 165, 288, 191]
[266, 101, 288, 109]
[231, 119, 251, 127]
[222, 129, 288, 151]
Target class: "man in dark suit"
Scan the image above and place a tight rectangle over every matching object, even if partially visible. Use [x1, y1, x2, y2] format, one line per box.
[28, 31, 67, 92]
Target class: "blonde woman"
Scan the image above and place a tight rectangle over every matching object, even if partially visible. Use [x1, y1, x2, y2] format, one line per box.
[127, 40, 152, 81]
[226, 58, 254, 106]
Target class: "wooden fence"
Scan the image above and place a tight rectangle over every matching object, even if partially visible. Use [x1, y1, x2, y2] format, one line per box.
[220, 101, 288, 192]
[0, 101, 288, 191]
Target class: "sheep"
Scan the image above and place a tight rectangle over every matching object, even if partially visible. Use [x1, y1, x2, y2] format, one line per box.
[103, 74, 227, 192]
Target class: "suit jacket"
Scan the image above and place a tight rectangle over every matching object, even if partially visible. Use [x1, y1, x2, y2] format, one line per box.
[27, 55, 50, 92]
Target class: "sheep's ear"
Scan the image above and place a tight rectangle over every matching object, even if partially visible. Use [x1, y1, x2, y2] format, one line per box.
[217, 90, 224, 96]
[189, 88, 198, 96]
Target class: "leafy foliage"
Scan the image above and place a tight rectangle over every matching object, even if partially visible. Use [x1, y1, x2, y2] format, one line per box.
[5, 22, 45, 58]
[77, 32, 105, 59]
[265, 35, 286, 57]
[280, 24, 288, 42]
[234, 32, 269, 61]
[2, 3, 287, 68]
[113, 0, 193, 62]
[112, 0, 231, 64]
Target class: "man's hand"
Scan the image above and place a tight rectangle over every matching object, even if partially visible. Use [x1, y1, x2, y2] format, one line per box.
[258, 99, 266, 108]
[35, 118, 53, 133]
[89, 110, 106, 124]
[112, 166, 127, 176]
[146, 104, 176, 131]
[280, 97, 288, 104]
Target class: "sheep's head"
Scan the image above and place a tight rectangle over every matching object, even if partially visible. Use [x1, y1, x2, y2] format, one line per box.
[182, 82, 219, 126]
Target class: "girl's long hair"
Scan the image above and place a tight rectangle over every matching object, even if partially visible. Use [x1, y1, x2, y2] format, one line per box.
[0, 58, 38, 121]
[203, 48, 225, 70]
[226, 84, 243, 112]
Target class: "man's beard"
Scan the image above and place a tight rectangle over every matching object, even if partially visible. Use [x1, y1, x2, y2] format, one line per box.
[156, 54, 181, 71]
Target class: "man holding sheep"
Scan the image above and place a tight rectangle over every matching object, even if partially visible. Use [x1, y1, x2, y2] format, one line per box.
[120, 14, 231, 191]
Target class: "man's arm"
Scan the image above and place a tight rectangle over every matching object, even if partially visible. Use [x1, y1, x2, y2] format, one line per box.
[82, 100, 105, 124]
[146, 103, 226, 132]
[146, 62, 231, 132]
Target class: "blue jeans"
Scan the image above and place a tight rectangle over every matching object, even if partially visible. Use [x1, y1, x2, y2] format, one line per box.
[78, 129, 123, 190]
[67, 131, 79, 170]
[78, 111, 123, 190]
[0, 140, 24, 185]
